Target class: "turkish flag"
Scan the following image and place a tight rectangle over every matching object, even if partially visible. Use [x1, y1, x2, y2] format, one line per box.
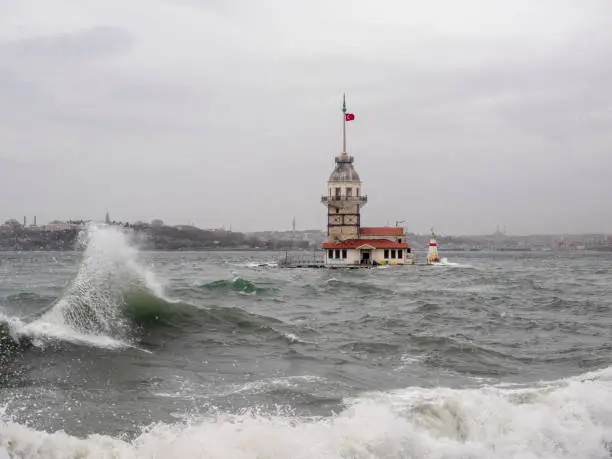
[345, 113, 355, 121]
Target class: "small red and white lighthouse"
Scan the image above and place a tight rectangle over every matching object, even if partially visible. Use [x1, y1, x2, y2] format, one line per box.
[426, 229, 440, 264]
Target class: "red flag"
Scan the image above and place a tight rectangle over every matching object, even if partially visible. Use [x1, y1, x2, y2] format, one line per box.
[345, 113, 355, 121]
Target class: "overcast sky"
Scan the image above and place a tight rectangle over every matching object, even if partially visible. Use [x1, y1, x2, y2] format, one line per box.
[1, 0, 611, 235]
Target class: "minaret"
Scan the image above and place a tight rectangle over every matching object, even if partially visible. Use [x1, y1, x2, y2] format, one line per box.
[321, 94, 367, 242]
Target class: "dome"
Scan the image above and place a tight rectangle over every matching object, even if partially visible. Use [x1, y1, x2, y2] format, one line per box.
[328, 153, 361, 182]
[329, 163, 360, 182]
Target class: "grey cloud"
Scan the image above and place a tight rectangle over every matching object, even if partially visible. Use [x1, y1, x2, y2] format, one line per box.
[0, 26, 136, 142]
[0, 2, 611, 234]
[0, 26, 134, 109]
[0, 26, 133, 63]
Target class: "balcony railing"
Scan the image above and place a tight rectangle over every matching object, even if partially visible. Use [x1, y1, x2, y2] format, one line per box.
[321, 195, 368, 204]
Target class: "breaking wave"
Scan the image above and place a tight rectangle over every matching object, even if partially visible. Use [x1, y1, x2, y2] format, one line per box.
[2, 366, 612, 458]
[123, 293, 285, 338]
[0, 223, 296, 359]
[0, 224, 169, 350]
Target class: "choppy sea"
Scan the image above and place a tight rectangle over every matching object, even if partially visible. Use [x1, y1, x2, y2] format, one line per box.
[1, 224, 612, 458]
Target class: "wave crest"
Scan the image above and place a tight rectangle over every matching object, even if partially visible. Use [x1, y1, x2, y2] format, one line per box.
[3, 367, 612, 458]
[1, 224, 166, 350]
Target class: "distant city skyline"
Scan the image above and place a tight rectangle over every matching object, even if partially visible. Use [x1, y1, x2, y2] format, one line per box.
[1, 1, 611, 235]
[3, 213, 612, 238]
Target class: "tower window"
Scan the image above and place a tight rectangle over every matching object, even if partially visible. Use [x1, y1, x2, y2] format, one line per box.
[356, 188, 360, 196]
[335, 187, 341, 198]
[346, 187, 352, 197]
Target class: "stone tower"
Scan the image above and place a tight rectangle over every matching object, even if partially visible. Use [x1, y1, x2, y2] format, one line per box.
[321, 95, 367, 242]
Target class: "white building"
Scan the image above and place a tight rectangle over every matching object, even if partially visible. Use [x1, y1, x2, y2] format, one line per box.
[320, 96, 411, 266]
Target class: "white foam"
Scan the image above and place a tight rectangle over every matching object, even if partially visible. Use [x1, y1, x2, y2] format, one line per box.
[281, 332, 308, 344]
[219, 375, 326, 397]
[241, 261, 278, 268]
[14, 318, 128, 349]
[3, 368, 612, 458]
[429, 257, 472, 268]
[394, 353, 422, 371]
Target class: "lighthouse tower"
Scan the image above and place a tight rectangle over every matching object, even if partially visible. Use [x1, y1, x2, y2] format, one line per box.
[321, 95, 367, 242]
[426, 229, 441, 264]
[319, 95, 410, 267]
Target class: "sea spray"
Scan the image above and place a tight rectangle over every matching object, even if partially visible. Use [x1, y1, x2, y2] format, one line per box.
[6, 223, 167, 348]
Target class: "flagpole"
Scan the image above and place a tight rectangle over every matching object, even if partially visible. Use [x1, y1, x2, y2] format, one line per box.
[342, 93, 347, 153]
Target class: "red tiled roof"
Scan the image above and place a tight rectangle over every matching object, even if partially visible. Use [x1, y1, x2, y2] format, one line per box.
[359, 227, 404, 236]
[322, 239, 409, 249]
